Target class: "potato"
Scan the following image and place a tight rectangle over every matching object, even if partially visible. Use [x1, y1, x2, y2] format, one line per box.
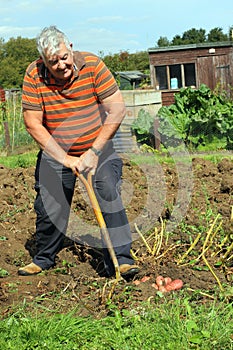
[155, 275, 164, 286]
[164, 277, 172, 285]
[165, 279, 183, 291]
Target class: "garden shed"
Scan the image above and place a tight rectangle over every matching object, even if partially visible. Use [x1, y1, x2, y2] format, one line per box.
[114, 71, 149, 90]
[148, 41, 233, 105]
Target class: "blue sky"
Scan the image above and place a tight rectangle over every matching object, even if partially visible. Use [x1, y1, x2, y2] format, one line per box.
[0, 0, 232, 55]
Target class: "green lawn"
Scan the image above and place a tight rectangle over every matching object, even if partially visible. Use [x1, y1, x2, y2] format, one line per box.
[0, 296, 232, 350]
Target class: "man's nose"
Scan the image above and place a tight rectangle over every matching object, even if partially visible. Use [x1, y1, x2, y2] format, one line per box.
[57, 59, 66, 69]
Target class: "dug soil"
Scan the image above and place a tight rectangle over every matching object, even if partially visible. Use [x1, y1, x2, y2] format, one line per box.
[0, 154, 232, 317]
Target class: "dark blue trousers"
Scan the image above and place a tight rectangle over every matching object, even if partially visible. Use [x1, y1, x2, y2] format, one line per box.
[33, 150, 134, 275]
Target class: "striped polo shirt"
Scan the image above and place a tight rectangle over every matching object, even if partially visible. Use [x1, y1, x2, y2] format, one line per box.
[22, 51, 119, 156]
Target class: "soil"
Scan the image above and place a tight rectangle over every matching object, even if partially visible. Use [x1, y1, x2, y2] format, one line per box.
[0, 154, 232, 318]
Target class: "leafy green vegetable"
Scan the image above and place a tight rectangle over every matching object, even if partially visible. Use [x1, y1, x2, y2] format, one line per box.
[131, 108, 155, 144]
[158, 84, 233, 150]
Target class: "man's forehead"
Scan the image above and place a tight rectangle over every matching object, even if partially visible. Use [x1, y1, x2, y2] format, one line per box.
[45, 42, 69, 59]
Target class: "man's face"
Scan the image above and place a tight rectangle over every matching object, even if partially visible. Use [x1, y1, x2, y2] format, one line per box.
[44, 42, 74, 82]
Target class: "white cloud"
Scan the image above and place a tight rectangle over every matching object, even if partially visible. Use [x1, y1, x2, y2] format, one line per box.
[0, 26, 39, 40]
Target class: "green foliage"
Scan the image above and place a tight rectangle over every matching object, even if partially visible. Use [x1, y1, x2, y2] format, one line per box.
[0, 37, 37, 88]
[0, 93, 35, 152]
[131, 109, 154, 145]
[0, 268, 9, 277]
[0, 152, 37, 168]
[100, 50, 149, 75]
[157, 36, 170, 47]
[0, 298, 232, 349]
[174, 28, 206, 45]
[207, 27, 228, 42]
[156, 26, 232, 47]
[158, 84, 233, 150]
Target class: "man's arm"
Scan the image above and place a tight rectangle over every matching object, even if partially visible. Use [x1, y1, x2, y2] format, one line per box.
[77, 89, 126, 173]
[91, 89, 126, 151]
[24, 110, 67, 162]
[23, 109, 80, 169]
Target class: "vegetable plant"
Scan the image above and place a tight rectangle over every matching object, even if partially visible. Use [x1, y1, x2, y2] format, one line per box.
[158, 84, 233, 150]
[131, 108, 155, 146]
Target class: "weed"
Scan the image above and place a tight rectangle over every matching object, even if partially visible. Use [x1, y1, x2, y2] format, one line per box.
[13, 250, 27, 267]
[0, 236, 7, 241]
[0, 268, 9, 277]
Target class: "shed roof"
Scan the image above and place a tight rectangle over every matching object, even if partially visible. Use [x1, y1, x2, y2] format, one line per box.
[114, 71, 148, 81]
[148, 41, 233, 53]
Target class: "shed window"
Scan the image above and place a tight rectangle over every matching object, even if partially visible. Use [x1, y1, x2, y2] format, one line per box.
[184, 63, 196, 86]
[169, 65, 182, 88]
[155, 66, 168, 89]
[155, 63, 196, 90]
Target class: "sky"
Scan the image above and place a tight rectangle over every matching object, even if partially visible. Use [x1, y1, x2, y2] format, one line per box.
[0, 0, 232, 55]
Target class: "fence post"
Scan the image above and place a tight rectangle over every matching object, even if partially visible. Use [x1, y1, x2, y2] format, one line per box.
[0, 87, 11, 153]
[153, 118, 161, 150]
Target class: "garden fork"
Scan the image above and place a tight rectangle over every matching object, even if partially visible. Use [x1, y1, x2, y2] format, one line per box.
[76, 171, 121, 286]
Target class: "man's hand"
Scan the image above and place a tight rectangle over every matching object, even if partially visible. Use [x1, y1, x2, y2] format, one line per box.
[65, 149, 99, 175]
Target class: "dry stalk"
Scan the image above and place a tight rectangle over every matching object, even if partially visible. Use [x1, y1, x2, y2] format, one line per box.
[155, 243, 181, 260]
[187, 288, 215, 299]
[196, 214, 221, 261]
[221, 241, 233, 261]
[152, 219, 164, 256]
[200, 214, 224, 292]
[212, 232, 229, 257]
[130, 249, 139, 261]
[177, 232, 201, 265]
[134, 223, 153, 255]
[134, 220, 165, 258]
[202, 254, 224, 292]
[100, 279, 122, 302]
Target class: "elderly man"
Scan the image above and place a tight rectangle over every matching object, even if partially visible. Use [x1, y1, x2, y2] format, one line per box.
[18, 26, 139, 279]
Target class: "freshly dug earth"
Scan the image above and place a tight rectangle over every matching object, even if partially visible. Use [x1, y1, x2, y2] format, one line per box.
[0, 155, 232, 317]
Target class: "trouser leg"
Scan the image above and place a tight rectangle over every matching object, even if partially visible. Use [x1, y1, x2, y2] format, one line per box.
[93, 153, 134, 276]
[33, 152, 76, 269]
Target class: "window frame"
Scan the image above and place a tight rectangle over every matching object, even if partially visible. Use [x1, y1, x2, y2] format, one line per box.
[154, 63, 196, 90]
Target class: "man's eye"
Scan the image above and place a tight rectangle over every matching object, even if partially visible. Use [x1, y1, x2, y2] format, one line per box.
[49, 60, 58, 65]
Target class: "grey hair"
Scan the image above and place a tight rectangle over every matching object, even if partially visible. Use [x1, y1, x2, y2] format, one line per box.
[37, 25, 71, 61]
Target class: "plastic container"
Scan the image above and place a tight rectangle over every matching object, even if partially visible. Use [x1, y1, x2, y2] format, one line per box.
[170, 78, 178, 89]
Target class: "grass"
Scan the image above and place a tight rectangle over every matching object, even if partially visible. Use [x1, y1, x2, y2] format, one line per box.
[127, 147, 233, 167]
[0, 150, 37, 168]
[0, 295, 232, 350]
[0, 144, 232, 169]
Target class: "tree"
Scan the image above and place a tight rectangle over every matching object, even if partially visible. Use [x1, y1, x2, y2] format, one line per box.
[181, 28, 206, 44]
[171, 35, 185, 46]
[0, 38, 5, 59]
[101, 50, 149, 74]
[0, 37, 37, 88]
[157, 36, 170, 47]
[207, 27, 228, 42]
